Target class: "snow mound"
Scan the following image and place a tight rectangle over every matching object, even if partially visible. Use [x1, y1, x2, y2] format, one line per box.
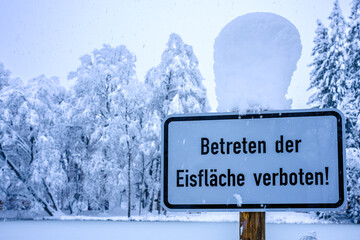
[299, 232, 317, 240]
[233, 193, 243, 207]
[214, 12, 302, 112]
[266, 212, 323, 224]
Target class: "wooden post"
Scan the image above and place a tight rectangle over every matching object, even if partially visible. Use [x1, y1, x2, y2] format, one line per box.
[239, 212, 265, 240]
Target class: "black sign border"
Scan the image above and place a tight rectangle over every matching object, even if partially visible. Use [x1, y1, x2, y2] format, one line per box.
[163, 110, 345, 210]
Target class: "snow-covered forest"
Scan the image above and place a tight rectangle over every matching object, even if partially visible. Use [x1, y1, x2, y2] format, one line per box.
[0, 34, 208, 218]
[0, 0, 359, 225]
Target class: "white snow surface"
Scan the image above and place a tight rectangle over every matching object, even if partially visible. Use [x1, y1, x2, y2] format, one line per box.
[0, 209, 322, 224]
[1, 220, 360, 240]
[214, 12, 302, 112]
[3, 211, 359, 240]
[34, 211, 322, 224]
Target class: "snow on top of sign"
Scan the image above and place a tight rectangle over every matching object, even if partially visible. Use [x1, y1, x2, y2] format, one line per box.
[214, 12, 302, 112]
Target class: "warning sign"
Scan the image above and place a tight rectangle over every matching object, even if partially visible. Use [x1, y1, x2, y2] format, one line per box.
[162, 109, 346, 211]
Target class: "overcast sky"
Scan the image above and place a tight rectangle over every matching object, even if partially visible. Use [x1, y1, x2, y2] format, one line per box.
[0, 0, 352, 110]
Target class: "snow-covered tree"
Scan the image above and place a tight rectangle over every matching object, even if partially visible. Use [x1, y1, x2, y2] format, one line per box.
[0, 74, 66, 216]
[48, 89, 87, 214]
[343, 0, 360, 148]
[68, 44, 147, 217]
[342, 0, 360, 223]
[308, 0, 360, 223]
[0, 63, 10, 91]
[115, 79, 153, 216]
[309, 0, 347, 109]
[146, 33, 209, 118]
[0, 72, 27, 211]
[308, 20, 330, 107]
[24, 75, 67, 215]
[119, 81, 155, 215]
[145, 33, 209, 212]
[346, 148, 360, 223]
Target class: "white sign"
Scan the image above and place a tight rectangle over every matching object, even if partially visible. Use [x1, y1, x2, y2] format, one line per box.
[162, 109, 346, 211]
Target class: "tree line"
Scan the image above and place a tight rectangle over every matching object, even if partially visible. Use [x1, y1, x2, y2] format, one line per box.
[0, 33, 209, 217]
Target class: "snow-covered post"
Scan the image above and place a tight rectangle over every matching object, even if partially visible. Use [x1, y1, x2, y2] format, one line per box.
[214, 13, 301, 239]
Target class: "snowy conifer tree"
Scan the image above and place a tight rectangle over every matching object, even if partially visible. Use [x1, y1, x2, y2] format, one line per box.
[346, 148, 360, 223]
[342, 0, 360, 223]
[308, 12, 354, 223]
[343, 0, 360, 148]
[308, 0, 347, 109]
[0, 63, 10, 91]
[145, 33, 209, 212]
[146, 33, 209, 118]
[309, 0, 360, 223]
[308, 20, 330, 107]
[327, 0, 347, 106]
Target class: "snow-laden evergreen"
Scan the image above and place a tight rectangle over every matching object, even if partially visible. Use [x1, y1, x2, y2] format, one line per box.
[143, 33, 209, 213]
[309, 0, 347, 109]
[146, 33, 209, 118]
[343, 0, 360, 148]
[0, 63, 10, 90]
[346, 148, 360, 223]
[308, 20, 330, 107]
[308, 0, 360, 223]
[342, 1, 360, 223]
[327, 0, 347, 106]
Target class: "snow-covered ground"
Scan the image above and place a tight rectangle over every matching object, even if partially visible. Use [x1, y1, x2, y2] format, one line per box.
[0, 210, 346, 224]
[49, 211, 323, 224]
[1, 211, 359, 240]
[1, 219, 359, 240]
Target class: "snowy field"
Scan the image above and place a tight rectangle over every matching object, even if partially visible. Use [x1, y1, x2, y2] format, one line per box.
[1, 212, 359, 240]
[1, 220, 360, 240]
